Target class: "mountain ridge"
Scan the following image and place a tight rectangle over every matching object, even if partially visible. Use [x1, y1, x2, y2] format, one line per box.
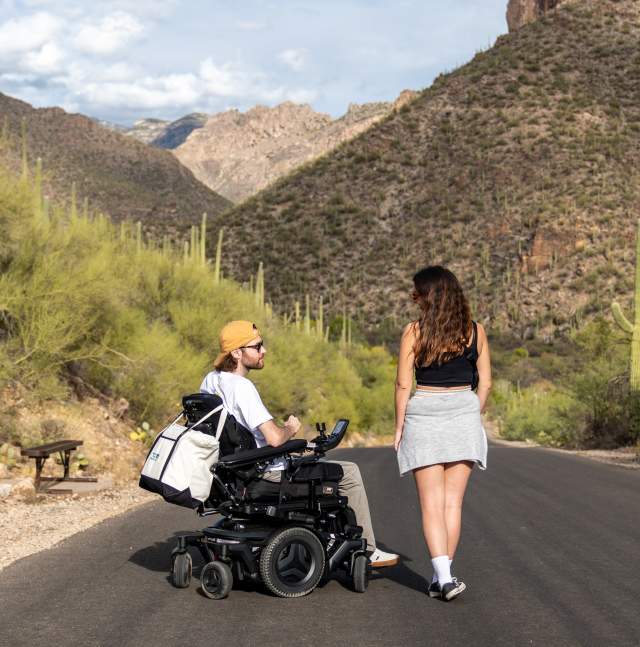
[0, 93, 231, 238]
[175, 91, 416, 202]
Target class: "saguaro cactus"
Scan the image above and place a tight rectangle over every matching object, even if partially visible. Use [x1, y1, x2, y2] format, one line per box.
[213, 228, 223, 284]
[255, 262, 265, 309]
[611, 220, 640, 390]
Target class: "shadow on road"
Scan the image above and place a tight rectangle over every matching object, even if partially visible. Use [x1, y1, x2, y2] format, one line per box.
[129, 535, 428, 597]
[129, 531, 187, 572]
[372, 541, 429, 595]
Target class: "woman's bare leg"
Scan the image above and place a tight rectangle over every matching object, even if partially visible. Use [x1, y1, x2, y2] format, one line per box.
[414, 464, 447, 557]
[443, 460, 474, 560]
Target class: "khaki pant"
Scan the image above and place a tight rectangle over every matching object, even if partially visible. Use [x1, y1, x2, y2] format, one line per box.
[261, 460, 376, 550]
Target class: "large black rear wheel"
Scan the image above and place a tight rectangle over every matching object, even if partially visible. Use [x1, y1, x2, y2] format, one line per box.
[260, 527, 325, 598]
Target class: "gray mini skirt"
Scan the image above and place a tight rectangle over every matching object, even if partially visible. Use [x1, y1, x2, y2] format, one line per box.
[397, 389, 488, 476]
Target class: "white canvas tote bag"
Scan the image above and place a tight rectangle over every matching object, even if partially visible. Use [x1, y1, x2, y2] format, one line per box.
[139, 405, 227, 508]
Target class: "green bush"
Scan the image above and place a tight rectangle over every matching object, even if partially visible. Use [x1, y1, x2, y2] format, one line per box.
[492, 318, 640, 448]
[495, 381, 585, 447]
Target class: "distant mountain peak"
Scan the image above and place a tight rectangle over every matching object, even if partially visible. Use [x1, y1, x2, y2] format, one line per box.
[174, 91, 417, 202]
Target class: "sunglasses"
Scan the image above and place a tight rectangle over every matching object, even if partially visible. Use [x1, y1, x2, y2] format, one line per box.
[241, 341, 264, 352]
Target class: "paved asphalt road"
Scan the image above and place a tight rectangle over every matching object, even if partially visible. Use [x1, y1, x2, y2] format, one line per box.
[1, 444, 639, 647]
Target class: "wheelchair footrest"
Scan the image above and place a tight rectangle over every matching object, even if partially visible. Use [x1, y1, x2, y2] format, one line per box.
[203, 527, 271, 543]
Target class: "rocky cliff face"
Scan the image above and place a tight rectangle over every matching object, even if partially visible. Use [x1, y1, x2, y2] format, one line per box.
[118, 113, 208, 148]
[151, 113, 208, 148]
[125, 118, 169, 144]
[174, 91, 417, 203]
[506, 0, 566, 31]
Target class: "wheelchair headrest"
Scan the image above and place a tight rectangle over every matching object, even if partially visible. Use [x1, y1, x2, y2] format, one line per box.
[182, 393, 224, 423]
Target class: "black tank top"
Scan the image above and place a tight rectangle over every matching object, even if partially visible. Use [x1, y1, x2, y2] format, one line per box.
[415, 322, 478, 388]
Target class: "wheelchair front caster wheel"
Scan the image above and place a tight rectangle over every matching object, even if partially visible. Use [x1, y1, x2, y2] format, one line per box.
[171, 551, 192, 588]
[352, 554, 369, 593]
[200, 561, 233, 599]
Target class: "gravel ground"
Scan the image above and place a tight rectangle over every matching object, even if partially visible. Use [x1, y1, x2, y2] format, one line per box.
[0, 485, 154, 573]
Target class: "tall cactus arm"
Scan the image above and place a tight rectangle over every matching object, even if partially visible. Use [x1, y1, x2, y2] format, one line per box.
[612, 302, 634, 334]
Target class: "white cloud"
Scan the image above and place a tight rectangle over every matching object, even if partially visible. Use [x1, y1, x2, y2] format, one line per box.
[0, 11, 60, 55]
[0, 72, 37, 83]
[199, 58, 250, 97]
[100, 62, 138, 82]
[23, 41, 64, 74]
[74, 11, 144, 55]
[22, 0, 175, 19]
[75, 73, 200, 110]
[277, 48, 307, 71]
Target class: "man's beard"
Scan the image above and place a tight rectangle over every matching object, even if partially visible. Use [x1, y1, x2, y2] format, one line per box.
[244, 356, 264, 370]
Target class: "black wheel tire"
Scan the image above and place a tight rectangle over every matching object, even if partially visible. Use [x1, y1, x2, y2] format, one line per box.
[171, 551, 192, 588]
[260, 527, 325, 598]
[200, 561, 233, 600]
[352, 554, 369, 593]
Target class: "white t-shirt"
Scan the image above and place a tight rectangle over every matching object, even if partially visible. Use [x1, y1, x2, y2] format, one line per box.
[199, 370, 284, 471]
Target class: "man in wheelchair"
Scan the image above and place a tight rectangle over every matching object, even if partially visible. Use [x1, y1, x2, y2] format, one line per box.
[200, 320, 399, 571]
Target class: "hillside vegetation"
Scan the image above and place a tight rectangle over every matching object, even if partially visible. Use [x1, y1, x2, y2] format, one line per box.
[0, 93, 231, 242]
[215, 0, 640, 345]
[0, 159, 396, 455]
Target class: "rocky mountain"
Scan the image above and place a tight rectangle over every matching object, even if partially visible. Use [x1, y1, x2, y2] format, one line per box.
[174, 91, 417, 202]
[124, 118, 169, 144]
[0, 93, 231, 238]
[507, 0, 566, 31]
[124, 113, 208, 148]
[212, 0, 640, 343]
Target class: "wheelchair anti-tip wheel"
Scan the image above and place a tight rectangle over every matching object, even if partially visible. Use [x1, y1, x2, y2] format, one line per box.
[260, 526, 326, 598]
[171, 551, 192, 588]
[352, 553, 369, 593]
[200, 561, 233, 599]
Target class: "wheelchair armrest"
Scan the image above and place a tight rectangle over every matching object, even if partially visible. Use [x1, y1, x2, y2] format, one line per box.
[218, 439, 307, 468]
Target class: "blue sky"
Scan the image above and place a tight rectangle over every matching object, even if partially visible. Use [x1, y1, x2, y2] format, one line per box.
[0, 1, 508, 126]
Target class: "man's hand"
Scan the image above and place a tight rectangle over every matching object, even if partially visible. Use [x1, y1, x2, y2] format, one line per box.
[259, 416, 300, 446]
[284, 415, 301, 439]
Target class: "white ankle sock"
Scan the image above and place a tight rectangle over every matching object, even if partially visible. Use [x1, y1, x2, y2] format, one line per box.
[431, 555, 452, 586]
[432, 558, 453, 584]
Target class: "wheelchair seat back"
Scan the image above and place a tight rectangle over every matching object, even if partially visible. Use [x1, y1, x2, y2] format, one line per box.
[183, 393, 257, 457]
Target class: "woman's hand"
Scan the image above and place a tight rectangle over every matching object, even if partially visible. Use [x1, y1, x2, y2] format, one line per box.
[393, 429, 403, 451]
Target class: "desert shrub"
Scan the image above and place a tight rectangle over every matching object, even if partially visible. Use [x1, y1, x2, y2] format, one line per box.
[496, 381, 585, 446]
[0, 163, 396, 438]
[492, 317, 640, 448]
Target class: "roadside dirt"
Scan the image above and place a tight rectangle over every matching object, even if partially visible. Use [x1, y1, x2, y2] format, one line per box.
[0, 485, 154, 573]
[483, 418, 640, 470]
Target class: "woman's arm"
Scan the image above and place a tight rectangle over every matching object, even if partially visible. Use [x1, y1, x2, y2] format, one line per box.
[475, 322, 492, 412]
[394, 322, 416, 450]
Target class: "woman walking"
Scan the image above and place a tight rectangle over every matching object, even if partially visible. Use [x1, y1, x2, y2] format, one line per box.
[395, 266, 491, 601]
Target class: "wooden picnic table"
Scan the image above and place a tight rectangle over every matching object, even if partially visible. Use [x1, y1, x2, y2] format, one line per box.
[20, 440, 98, 493]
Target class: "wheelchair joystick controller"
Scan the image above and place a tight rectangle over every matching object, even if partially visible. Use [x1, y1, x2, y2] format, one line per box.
[315, 422, 327, 439]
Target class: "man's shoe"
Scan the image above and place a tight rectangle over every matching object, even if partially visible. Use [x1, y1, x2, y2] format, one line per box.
[368, 548, 399, 568]
[440, 577, 466, 601]
[427, 581, 441, 598]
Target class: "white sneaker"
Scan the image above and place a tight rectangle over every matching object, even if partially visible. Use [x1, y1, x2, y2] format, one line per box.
[368, 548, 399, 568]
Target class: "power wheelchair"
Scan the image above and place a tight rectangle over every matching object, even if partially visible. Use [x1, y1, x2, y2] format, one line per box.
[169, 394, 370, 599]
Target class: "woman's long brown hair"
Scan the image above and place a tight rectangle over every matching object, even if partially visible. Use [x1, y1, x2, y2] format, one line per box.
[411, 266, 473, 367]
